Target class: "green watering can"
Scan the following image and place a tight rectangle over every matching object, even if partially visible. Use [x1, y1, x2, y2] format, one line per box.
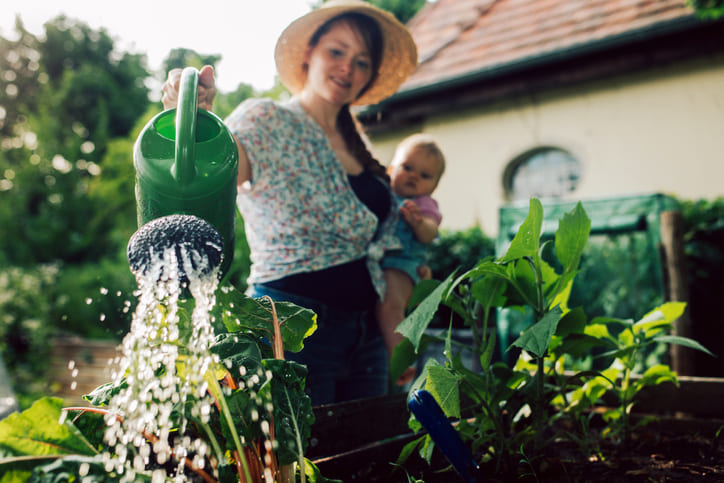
[133, 67, 238, 277]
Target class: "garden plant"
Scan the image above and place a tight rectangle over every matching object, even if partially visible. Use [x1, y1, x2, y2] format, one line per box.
[392, 198, 714, 479]
[0, 245, 330, 482]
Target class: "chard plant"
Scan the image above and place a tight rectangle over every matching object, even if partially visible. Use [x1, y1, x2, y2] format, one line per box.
[0, 285, 333, 483]
[392, 198, 713, 478]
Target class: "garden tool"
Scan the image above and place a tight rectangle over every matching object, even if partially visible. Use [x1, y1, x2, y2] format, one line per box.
[133, 67, 238, 277]
[408, 389, 481, 483]
[127, 214, 223, 284]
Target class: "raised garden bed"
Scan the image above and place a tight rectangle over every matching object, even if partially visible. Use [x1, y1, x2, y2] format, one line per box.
[309, 377, 724, 482]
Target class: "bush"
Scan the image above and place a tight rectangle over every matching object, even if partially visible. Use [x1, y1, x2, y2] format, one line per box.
[427, 226, 495, 280]
[53, 258, 136, 340]
[0, 265, 60, 407]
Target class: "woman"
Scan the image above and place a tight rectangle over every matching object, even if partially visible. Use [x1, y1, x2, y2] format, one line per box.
[162, 0, 417, 405]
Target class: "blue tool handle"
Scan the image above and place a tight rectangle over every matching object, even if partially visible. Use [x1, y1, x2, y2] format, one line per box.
[408, 389, 480, 483]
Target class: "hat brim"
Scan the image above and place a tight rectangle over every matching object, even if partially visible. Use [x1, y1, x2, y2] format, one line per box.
[274, 0, 417, 106]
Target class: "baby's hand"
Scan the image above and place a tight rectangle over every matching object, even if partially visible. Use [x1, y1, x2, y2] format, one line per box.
[399, 199, 422, 226]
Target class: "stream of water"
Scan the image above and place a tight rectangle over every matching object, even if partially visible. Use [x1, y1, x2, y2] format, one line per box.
[102, 240, 220, 482]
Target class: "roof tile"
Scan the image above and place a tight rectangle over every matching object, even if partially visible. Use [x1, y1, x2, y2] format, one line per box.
[402, 0, 695, 91]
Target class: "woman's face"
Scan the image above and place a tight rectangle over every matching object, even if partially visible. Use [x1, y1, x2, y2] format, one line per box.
[303, 20, 374, 106]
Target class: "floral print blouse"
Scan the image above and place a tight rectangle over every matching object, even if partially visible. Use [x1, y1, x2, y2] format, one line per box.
[225, 97, 400, 299]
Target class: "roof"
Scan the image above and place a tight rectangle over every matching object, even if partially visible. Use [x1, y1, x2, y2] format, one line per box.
[399, 0, 697, 94]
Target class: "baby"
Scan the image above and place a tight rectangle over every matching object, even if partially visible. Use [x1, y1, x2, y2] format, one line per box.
[378, 133, 445, 385]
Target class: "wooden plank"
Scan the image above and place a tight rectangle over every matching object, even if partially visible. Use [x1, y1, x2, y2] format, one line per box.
[634, 376, 724, 418]
[48, 336, 120, 406]
[660, 210, 695, 376]
[307, 392, 411, 459]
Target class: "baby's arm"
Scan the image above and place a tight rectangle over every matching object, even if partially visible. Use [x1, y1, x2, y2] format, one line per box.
[400, 199, 439, 244]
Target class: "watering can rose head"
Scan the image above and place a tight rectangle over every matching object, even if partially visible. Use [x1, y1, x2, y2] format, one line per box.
[127, 214, 224, 283]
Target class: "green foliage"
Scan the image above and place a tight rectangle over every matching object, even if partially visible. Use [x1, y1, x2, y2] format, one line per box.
[162, 47, 221, 75]
[688, 0, 724, 18]
[36, 16, 150, 159]
[579, 302, 713, 442]
[0, 16, 148, 266]
[52, 260, 136, 339]
[569, 232, 663, 322]
[427, 226, 495, 280]
[314, 0, 427, 23]
[367, 0, 428, 23]
[395, 199, 714, 478]
[0, 265, 60, 407]
[0, 284, 321, 481]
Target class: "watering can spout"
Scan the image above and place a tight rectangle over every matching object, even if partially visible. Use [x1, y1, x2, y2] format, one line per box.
[132, 67, 238, 277]
[127, 214, 223, 284]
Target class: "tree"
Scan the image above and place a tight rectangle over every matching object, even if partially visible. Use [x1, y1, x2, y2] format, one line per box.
[688, 0, 724, 19]
[368, 0, 427, 23]
[35, 16, 150, 163]
[0, 16, 151, 265]
[312, 0, 427, 24]
[162, 47, 222, 77]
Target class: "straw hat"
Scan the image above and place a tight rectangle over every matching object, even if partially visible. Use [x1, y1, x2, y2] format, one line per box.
[274, 0, 418, 106]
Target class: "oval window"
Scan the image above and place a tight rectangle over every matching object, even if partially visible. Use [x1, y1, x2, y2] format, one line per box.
[505, 147, 582, 201]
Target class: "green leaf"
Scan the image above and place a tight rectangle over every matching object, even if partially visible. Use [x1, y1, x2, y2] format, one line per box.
[83, 380, 127, 407]
[636, 364, 678, 389]
[0, 398, 97, 458]
[214, 286, 317, 353]
[396, 273, 455, 351]
[210, 332, 266, 377]
[551, 333, 612, 359]
[509, 305, 563, 358]
[263, 359, 314, 466]
[470, 274, 507, 310]
[500, 198, 543, 263]
[555, 307, 587, 338]
[390, 338, 419, 383]
[303, 458, 343, 483]
[633, 302, 686, 335]
[654, 335, 715, 357]
[479, 327, 497, 370]
[555, 202, 590, 277]
[425, 364, 461, 419]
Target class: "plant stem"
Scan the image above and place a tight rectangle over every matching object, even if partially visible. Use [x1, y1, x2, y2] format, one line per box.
[206, 374, 254, 482]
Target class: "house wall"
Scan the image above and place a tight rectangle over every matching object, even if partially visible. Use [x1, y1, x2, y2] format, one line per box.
[368, 56, 724, 235]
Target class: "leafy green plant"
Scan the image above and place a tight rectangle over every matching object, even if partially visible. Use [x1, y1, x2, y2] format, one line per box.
[577, 302, 712, 443]
[0, 283, 334, 482]
[393, 198, 714, 478]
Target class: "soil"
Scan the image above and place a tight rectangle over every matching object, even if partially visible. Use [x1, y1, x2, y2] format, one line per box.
[316, 417, 724, 482]
[525, 425, 724, 482]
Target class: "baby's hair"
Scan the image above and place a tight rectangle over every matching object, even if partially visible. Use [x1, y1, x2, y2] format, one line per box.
[391, 133, 446, 178]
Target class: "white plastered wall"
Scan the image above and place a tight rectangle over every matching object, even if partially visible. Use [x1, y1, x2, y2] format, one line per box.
[369, 56, 724, 235]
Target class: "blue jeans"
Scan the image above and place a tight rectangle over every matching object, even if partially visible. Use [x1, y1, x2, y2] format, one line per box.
[246, 284, 389, 406]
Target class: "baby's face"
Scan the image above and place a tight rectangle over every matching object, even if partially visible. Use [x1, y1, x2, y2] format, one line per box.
[389, 147, 442, 198]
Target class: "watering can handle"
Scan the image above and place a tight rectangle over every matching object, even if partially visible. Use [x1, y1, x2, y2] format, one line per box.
[172, 67, 199, 185]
